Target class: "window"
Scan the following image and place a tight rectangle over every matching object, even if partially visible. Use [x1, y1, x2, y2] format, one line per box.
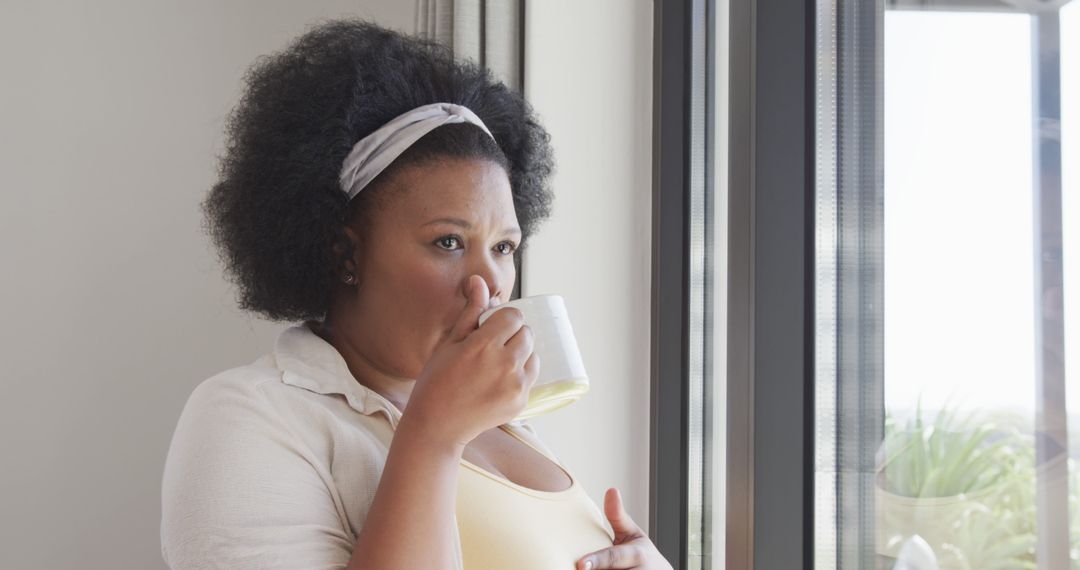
[656, 0, 1077, 568]
[814, 1, 1080, 567]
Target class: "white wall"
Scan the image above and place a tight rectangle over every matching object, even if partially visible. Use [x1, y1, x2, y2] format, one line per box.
[522, 0, 655, 532]
[0, 2, 414, 568]
[0, 0, 653, 567]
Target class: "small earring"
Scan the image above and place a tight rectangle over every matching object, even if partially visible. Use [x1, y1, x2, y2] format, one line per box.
[342, 272, 357, 285]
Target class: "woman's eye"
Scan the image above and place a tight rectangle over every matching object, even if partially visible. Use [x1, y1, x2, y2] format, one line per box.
[434, 236, 517, 255]
[435, 236, 462, 250]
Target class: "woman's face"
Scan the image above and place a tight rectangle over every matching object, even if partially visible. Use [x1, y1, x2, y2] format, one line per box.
[341, 157, 521, 379]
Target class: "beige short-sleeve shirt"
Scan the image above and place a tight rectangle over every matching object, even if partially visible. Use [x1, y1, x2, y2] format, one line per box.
[160, 322, 552, 569]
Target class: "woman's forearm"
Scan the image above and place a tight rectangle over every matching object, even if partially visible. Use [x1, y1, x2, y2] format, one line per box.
[346, 415, 465, 570]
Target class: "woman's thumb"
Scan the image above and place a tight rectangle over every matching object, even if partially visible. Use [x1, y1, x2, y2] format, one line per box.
[604, 488, 643, 540]
[449, 275, 490, 341]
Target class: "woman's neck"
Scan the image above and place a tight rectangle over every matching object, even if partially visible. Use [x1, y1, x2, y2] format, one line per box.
[309, 319, 416, 414]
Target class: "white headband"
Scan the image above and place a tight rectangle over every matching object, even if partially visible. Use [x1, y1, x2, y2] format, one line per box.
[338, 102, 495, 200]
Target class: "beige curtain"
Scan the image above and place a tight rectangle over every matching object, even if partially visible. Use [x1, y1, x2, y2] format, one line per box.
[415, 0, 524, 91]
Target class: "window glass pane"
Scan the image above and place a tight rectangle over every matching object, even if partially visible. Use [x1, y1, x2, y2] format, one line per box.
[884, 13, 1034, 416]
[816, 1, 1079, 568]
[1063, 0, 1080, 560]
[881, 11, 1039, 568]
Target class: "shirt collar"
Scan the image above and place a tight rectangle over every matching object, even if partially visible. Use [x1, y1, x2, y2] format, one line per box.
[273, 321, 403, 428]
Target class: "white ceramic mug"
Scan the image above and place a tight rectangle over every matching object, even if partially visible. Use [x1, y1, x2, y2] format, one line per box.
[478, 294, 589, 421]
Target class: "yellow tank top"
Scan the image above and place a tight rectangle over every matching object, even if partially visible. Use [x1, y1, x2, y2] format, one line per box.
[456, 425, 616, 569]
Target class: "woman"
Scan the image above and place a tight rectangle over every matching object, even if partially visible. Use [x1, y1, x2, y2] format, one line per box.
[160, 19, 672, 570]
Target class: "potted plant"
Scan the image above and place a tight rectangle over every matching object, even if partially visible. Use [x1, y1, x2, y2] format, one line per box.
[876, 405, 1037, 569]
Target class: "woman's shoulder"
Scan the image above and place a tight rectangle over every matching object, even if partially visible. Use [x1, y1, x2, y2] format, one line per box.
[178, 354, 283, 413]
[165, 353, 356, 487]
[161, 354, 360, 569]
[191, 353, 279, 393]
[174, 353, 388, 452]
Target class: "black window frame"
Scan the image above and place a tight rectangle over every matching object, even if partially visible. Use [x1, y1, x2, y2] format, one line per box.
[649, 0, 814, 568]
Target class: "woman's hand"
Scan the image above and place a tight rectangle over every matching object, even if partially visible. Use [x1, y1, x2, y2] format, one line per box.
[404, 275, 539, 450]
[576, 488, 675, 570]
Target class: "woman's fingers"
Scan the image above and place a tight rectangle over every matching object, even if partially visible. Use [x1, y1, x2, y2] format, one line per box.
[604, 487, 644, 541]
[449, 275, 489, 342]
[504, 320, 534, 365]
[575, 488, 650, 569]
[479, 306, 526, 347]
[576, 543, 646, 570]
[524, 351, 540, 383]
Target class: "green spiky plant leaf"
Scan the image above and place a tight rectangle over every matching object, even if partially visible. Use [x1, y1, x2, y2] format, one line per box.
[878, 404, 1041, 569]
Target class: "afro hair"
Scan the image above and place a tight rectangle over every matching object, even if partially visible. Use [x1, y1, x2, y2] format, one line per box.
[201, 18, 555, 322]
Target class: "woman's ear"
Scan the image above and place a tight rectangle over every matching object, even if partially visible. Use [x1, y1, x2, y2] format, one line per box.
[332, 224, 362, 285]
[343, 225, 361, 258]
